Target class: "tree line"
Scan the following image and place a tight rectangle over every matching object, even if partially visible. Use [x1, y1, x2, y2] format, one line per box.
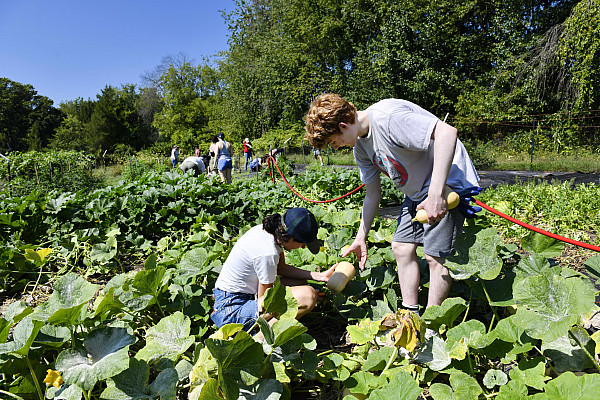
[1, 0, 598, 157]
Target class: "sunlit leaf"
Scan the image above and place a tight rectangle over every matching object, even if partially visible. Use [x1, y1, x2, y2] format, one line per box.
[136, 312, 195, 370]
[56, 327, 135, 391]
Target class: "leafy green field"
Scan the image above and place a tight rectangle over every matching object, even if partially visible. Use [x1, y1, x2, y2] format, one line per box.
[1, 166, 599, 399]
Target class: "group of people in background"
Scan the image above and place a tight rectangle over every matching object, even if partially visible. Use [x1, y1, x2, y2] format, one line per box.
[170, 132, 327, 185]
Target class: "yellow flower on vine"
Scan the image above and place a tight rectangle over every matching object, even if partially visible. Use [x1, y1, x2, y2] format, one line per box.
[43, 369, 64, 388]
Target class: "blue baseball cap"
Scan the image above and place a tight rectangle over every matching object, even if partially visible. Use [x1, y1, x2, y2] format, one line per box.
[283, 208, 321, 254]
[218, 132, 225, 139]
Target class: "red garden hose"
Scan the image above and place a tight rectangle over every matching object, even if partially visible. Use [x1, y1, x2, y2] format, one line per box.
[474, 199, 600, 252]
[266, 155, 600, 252]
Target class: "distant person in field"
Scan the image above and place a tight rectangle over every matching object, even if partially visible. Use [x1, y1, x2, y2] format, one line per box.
[243, 138, 254, 171]
[213, 132, 233, 183]
[170, 145, 179, 169]
[312, 147, 324, 166]
[194, 145, 201, 157]
[304, 93, 480, 318]
[179, 155, 207, 177]
[211, 207, 335, 333]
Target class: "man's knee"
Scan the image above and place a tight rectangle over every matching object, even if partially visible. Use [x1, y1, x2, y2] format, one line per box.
[392, 242, 417, 263]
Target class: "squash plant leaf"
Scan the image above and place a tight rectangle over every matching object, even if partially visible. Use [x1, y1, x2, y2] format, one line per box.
[56, 327, 136, 391]
[205, 330, 264, 400]
[514, 254, 554, 280]
[508, 357, 549, 391]
[347, 318, 380, 345]
[326, 228, 353, 251]
[369, 370, 422, 400]
[175, 247, 211, 284]
[272, 318, 307, 348]
[362, 346, 396, 372]
[343, 371, 381, 395]
[101, 358, 178, 400]
[0, 316, 44, 357]
[131, 265, 167, 298]
[512, 273, 596, 341]
[414, 335, 452, 371]
[422, 297, 468, 331]
[238, 378, 283, 400]
[262, 278, 298, 320]
[483, 369, 508, 389]
[46, 383, 83, 400]
[542, 371, 600, 399]
[429, 371, 482, 400]
[521, 231, 564, 259]
[446, 227, 503, 280]
[136, 311, 195, 370]
[541, 330, 595, 372]
[30, 273, 99, 326]
[584, 254, 600, 279]
[446, 319, 491, 352]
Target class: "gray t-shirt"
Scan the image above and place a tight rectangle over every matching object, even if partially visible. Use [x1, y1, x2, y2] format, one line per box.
[215, 225, 281, 294]
[354, 99, 479, 201]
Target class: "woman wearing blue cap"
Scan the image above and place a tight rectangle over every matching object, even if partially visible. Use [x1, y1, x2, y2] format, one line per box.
[211, 207, 335, 331]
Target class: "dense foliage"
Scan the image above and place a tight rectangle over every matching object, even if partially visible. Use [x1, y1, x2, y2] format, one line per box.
[0, 167, 599, 399]
[2, 0, 600, 156]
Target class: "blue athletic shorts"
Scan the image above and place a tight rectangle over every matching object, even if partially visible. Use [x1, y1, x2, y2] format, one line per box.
[211, 288, 258, 331]
[217, 157, 233, 171]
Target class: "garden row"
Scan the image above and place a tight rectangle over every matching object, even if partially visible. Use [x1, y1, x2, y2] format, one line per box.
[0, 166, 599, 399]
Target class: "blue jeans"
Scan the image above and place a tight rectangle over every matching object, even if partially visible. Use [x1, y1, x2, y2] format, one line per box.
[244, 152, 253, 170]
[171, 158, 177, 169]
[211, 288, 258, 331]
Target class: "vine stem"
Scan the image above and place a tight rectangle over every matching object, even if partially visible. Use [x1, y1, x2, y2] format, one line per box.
[568, 329, 600, 373]
[0, 389, 26, 400]
[382, 346, 399, 373]
[480, 281, 500, 333]
[25, 356, 44, 400]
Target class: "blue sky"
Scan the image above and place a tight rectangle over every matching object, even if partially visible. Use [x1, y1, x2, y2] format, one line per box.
[0, 0, 236, 105]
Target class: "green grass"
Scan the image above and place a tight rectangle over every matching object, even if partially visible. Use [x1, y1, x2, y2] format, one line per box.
[492, 150, 600, 173]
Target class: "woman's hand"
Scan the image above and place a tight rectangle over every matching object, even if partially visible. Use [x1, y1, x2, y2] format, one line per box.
[312, 264, 336, 282]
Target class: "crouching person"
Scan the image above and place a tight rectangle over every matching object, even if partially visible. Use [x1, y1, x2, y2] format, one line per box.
[211, 208, 335, 331]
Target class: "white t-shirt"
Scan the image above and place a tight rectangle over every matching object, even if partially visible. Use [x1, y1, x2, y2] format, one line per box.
[215, 225, 282, 294]
[181, 156, 206, 172]
[354, 99, 479, 201]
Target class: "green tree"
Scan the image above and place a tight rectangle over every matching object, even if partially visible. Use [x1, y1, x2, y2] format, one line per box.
[152, 59, 218, 149]
[0, 78, 63, 152]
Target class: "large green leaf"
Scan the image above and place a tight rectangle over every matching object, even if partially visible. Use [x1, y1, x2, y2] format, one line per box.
[414, 336, 452, 371]
[422, 297, 467, 331]
[446, 227, 503, 280]
[261, 278, 298, 320]
[512, 273, 596, 341]
[584, 255, 600, 279]
[343, 371, 381, 395]
[347, 318, 381, 345]
[541, 330, 595, 372]
[272, 318, 307, 348]
[520, 232, 564, 258]
[205, 330, 264, 400]
[46, 383, 83, 400]
[446, 320, 491, 354]
[362, 347, 396, 372]
[429, 371, 482, 400]
[507, 357, 549, 391]
[368, 371, 422, 400]
[0, 316, 44, 357]
[174, 247, 211, 284]
[56, 327, 135, 391]
[238, 379, 283, 400]
[101, 358, 178, 400]
[541, 371, 600, 399]
[131, 265, 167, 298]
[30, 273, 99, 326]
[135, 312, 195, 370]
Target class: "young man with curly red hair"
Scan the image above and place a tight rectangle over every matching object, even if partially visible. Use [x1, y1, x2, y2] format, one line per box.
[304, 93, 480, 316]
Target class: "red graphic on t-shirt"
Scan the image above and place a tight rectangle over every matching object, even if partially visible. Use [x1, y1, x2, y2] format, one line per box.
[372, 151, 408, 187]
